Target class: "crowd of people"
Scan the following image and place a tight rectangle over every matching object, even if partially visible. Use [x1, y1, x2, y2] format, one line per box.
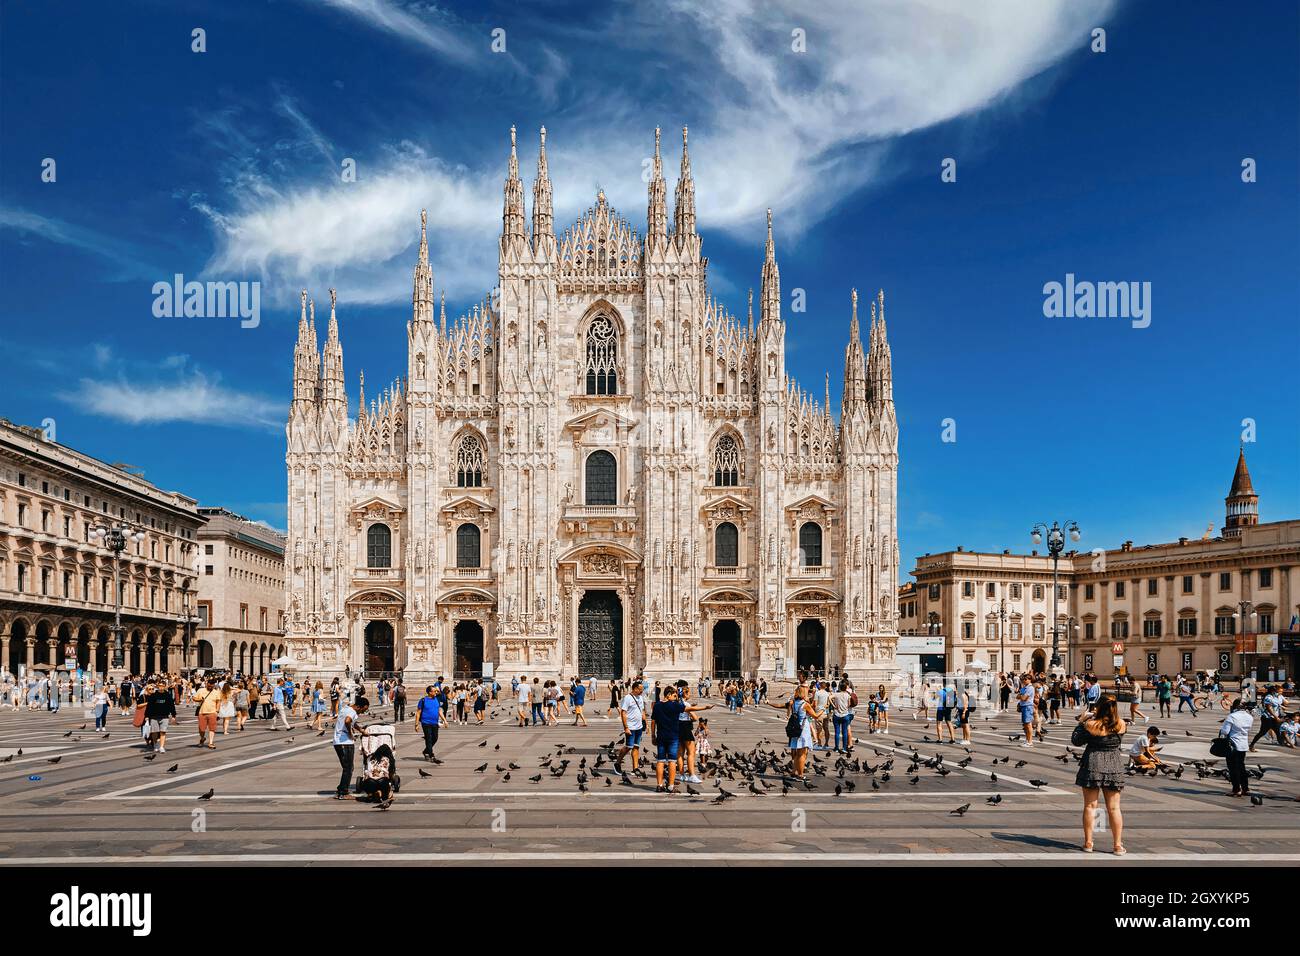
[7, 661, 1297, 840]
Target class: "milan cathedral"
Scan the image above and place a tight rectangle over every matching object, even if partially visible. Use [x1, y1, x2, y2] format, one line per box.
[284, 126, 900, 684]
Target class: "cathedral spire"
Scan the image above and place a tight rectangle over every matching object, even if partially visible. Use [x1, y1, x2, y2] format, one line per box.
[500, 125, 526, 256]
[843, 288, 867, 411]
[413, 209, 434, 325]
[292, 288, 320, 406]
[869, 289, 893, 407]
[439, 290, 447, 338]
[647, 126, 668, 250]
[321, 288, 345, 413]
[531, 126, 554, 256]
[357, 370, 366, 423]
[747, 288, 754, 335]
[672, 125, 696, 242]
[760, 208, 781, 325]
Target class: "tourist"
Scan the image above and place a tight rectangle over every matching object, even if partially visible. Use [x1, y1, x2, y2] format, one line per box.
[309, 681, 326, 731]
[1219, 699, 1255, 797]
[328, 677, 340, 717]
[217, 681, 236, 735]
[830, 679, 854, 752]
[571, 677, 588, 726]
[411, 685, 441, 762]
[516, 675, 530, 726]
[935, 682, 956, 743]
[192, 680, 220, 749]
[1017, 674, 1036, 747]
[1072, 693, 1127, 854]
[615, 679, 647, 774]
[234, 680, 250, 731]
[91, 683, 110, 731]
[674, 681, 712, 784]
[1128, 725, 1163, 770]
[650, 685, 685, 793]
[144, 679, 177, 754]
[473, 680, 488, 725]
[769, 685, 821, 780]
[1249, 685, 1287, 751]
[525, 677, 540, 726]
[1176, 674, 1198, 715]
[1155, 674, 1172, 718]
[271, 678, 294, 730]
[957, 682, 976, 745]
[332, 695, 366, 800]
[876, 685, 890, 733]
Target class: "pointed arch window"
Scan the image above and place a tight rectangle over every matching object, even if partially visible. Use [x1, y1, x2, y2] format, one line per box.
[585, 450, 617, 505]
[454, 433, 485, 487]
[712, 433, 740, 486]
[455, 524, 481, 569]
[798, 522, 822, 568]
[367, 523, 392, 569]
[715, 521, 739, 568]
[584, 315, 619, 395]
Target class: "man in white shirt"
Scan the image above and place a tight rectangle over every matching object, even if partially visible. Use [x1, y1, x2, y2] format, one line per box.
[516, 675, 530, 727]
[615, 679, 647, 774]
[813, 683, 833, 749]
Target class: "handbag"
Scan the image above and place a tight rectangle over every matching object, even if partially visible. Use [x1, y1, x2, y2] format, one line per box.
[1209, 735, 1233, 758]
[132, 704, 147, 728]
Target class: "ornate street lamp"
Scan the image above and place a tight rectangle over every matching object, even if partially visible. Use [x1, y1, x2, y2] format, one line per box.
[1233, 600, 1256, 682]
[88, 521, 145, 676]
[1030, 520, 1080, 673]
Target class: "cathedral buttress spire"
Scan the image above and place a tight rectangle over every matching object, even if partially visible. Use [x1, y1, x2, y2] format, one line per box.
[760, 208, 781, 326]
[672, 125, 696, 243]
[501, 125, 526, 257]
[413, 209, 434, 325]
[532, 126, 555, 256]
[747, 288, 754, 335]
[439, 290, 447, 338]
[869, 289, 893, 407]
[647, 126, 668, 250]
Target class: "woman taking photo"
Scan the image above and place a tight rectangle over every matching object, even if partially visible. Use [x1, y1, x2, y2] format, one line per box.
[1072, 693, 1128, 855]
[767, 685, 823, 780]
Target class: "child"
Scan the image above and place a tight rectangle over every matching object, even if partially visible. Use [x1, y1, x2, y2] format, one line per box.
[1128, 725, 1163, 769]
[1279, 716, 1297, 748]
[867, 694, 879, 734]
[694, 717, 713, 759]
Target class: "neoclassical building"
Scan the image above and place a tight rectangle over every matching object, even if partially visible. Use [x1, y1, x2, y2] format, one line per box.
[285, 127, 901, 682]
[0, 418, 205, 678]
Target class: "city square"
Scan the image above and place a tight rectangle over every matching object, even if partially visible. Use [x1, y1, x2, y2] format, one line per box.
[1, 0, 1298, 931]
[1, 687, 1296, 866]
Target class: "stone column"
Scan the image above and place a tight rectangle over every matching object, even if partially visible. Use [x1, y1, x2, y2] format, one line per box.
[25, 638, 36, 671]
[0, 624, 9, 676]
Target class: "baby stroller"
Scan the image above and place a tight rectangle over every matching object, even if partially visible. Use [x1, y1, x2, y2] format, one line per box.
[355, 723, 401, 800]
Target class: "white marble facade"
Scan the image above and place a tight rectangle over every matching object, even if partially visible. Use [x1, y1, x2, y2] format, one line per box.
[285, 127, 900, 684]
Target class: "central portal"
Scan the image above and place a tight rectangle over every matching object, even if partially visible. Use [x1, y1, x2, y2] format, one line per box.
[578, 590, 623, 679]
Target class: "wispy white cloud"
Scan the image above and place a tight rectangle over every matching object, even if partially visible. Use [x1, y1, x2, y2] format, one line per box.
[57, 349, 282, 431]
[0, 207, 164, 280]
[304, 0, 474, 63]
[202, 0, 1116, 308]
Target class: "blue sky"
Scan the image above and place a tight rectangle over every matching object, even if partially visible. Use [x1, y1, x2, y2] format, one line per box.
[1, 0, 1297, 576]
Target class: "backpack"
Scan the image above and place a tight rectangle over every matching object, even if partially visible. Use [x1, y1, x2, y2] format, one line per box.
[784, 701, 803, 740]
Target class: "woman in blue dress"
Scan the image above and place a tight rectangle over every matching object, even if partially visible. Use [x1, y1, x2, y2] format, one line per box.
[767, 684, 823, 779]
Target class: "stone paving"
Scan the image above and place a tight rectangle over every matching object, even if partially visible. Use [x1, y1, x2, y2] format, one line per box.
[0, 694, 1297, 865]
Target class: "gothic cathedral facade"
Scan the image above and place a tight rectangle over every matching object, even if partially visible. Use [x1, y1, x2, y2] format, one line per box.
[285, 127, 900, 684]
